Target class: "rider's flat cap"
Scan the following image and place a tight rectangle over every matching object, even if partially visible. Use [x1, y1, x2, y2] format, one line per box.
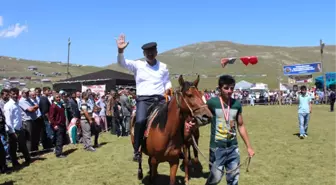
[141, 42, 157, 50]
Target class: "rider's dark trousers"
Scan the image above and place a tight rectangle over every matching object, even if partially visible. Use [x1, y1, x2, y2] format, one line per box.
[134, 95, 165, 154]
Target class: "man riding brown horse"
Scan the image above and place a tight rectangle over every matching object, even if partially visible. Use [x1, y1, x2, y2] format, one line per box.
[130, 74, 213, 185]
[116, 34, 172, 162]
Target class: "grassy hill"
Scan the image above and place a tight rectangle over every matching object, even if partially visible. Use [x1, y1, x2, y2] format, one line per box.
[1, 41, 335, 90]
[108, 41, 336, 89]
[0, 56, 102, 88]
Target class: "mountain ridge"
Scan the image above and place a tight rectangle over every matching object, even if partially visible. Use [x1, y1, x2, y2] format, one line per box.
[1, 41, 335, 89]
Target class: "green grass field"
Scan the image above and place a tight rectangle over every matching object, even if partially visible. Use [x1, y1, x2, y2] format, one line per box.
[0, 105, 335, 185]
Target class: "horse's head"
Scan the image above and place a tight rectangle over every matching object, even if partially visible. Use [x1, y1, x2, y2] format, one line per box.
[176, 75, 213, 126]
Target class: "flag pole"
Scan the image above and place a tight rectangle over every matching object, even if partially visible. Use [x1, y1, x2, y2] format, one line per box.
[320, 39, 327, 104]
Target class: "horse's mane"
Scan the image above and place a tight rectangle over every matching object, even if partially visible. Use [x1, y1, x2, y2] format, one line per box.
[148, 102, 169, 131]
[147, 81, 195, 131]
[177, 81, 194, 93]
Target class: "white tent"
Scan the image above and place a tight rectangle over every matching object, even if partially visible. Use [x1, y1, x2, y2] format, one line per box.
[234, 80, 253, 90]
[279, 83, 290, 91]
[250, 83, 268, 90]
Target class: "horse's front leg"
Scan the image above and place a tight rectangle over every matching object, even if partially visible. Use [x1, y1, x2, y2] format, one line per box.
[183, 145, 189, 185]
[148, 157, 152, 176]
[169, 158, 179, 185]
[192, 136, 199, 165]
[149, 157, 158, 184]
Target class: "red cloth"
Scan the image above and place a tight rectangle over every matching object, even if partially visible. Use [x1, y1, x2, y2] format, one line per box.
[240, 56, 258, 66]
[49, 103, 66, 128]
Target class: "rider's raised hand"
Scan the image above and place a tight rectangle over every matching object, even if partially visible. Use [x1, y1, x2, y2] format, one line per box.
[116, 33, 129, 52]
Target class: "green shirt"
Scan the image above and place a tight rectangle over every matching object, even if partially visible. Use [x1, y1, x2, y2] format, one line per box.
[298, 94, 311, 114]
[206, 97, 242, 148]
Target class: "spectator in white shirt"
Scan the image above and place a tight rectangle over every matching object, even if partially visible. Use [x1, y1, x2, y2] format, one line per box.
[4, 88, 31, 167]
[19, 88, 39, 152]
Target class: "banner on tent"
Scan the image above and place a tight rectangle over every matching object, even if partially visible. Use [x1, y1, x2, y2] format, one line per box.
[288, 74, 313, 84]
[283, 62, 322, 75]
[82, 84, 106, 95]
[251, 83, 268, 90]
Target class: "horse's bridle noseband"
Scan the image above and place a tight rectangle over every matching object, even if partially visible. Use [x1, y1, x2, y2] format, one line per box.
[174, 88, 207, 118]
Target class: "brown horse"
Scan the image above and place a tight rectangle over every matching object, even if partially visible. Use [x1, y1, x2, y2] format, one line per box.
[130, 75, 213, 185]
[131, 114, 201, 184]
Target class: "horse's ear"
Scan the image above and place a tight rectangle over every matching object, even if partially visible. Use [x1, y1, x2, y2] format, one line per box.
[193, 75, 200, 87]
[178, 75, 184, 87]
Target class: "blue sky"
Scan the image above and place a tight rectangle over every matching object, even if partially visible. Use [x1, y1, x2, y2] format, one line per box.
[0, 0, 335, 66]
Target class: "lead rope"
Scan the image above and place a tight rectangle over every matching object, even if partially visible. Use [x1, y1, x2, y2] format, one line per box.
[191, 134, 251, 174]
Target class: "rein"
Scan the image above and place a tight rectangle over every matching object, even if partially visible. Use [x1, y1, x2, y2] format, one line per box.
[191, 134, 252, 174]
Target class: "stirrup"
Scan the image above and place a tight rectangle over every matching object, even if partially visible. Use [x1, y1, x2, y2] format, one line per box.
[133, 152, 141, 161]
[137, 152, 143, 162]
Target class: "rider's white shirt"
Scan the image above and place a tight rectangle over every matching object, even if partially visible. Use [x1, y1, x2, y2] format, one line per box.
[117, 53, 172, 96]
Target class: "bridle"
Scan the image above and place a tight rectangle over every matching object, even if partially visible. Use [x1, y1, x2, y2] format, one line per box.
[174, 87, 207, 118]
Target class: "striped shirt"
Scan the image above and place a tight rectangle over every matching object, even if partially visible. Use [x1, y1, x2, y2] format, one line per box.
[80, 101, 92, 121]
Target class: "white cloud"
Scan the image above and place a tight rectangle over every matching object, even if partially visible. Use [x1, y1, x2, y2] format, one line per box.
[0, 16, 28, 38]
[0, 23, 28, 38]
[0, 16, 3, 27]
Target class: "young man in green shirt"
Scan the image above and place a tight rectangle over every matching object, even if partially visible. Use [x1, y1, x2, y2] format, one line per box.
[205, 75, 255, 185]
[297, 85, 312, 139]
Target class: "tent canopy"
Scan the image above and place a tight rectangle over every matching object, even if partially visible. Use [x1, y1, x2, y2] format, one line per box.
[234, 80, 253, 90]
[315, 72, 336, 88]
[53, 69, 135, 92]
[57, 69, 134, 83]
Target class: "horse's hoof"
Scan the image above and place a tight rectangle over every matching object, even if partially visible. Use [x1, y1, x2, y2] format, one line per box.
[149, 178, 154, 184]
[138, 169, 143, 180]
